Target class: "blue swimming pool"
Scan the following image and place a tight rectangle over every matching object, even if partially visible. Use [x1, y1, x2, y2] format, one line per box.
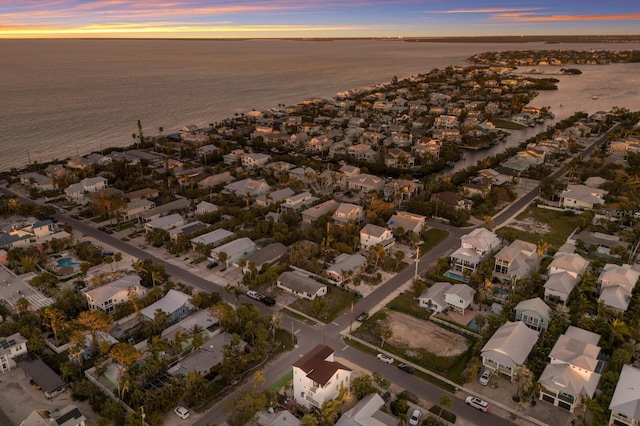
[443, 270, 469, 282]
[467, 317, 480, 331]
[57, 257, 79, 269]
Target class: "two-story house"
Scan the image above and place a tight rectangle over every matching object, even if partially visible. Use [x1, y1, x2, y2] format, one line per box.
[492, 240, 538, 284]
[560, 184, 607, 210]
[609, 364, 640, 426]
[449, 228, 501, 278]
[293, 345, 351, 409]
[0, 333, 28, 373]
[544, 253, 589, 305]
[418, 282, 476, 315]
[538, 326, 602, 412]
[598, 264, 640, 314]
[84, 275, 146, 314]
[359, 224, 395, 251]
[481, 321, 539, 382]
[387, 211, 427, 234]
[332, 203, 364, 225]
[514, 297, 552, 332]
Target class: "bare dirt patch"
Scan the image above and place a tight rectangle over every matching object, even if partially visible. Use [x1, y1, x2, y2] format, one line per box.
[383, 311, 469, 357]
[506, 216, 551, 234]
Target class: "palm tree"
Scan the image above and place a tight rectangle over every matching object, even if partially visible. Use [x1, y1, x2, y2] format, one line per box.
[609, 318, 631, 346]
[217, 251, 229, 268]
[190, 324, 204, 351]
[536, 240, 550, 270]
[269, 313, 283, 340]
[394, 250, 405, 270]
[172, 330, 187, 355]
[369, 244, 387, 270]
[109, 342, 142, 402]
[225, 284, 244, 309]
[515, 365, 534, 401]
[75, 310, 112, 355]
[43, 307, 65, 346]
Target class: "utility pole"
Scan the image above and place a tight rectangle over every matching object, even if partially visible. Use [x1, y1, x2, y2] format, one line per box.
[414, 247, 420, 280]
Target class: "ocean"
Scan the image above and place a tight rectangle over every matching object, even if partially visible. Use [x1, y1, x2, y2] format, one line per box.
[1, 39, 639, 171]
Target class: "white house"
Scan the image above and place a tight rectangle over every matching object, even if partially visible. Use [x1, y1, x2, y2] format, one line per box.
[547, 253, 589, 279]
[560, 184, 607, 210]
[418, 282, 476, 315]
[64, 177, 108, 204]
[241, 153, 271, 169]
[544, 272, 579, 306]
[332, 203, 364, 225]
[277, 271, 327, 300]
[609, 364, 640, 426]
[336, 393, 399, 426]
[143, 213, 185, 233]
[190, 229, 235, 249]
[387, 211, 426, 234]
[140, 289, 193, 324]
[598, 264, 640, 313]
[0, 332, 28, 373]
[538, 326, 601, 413]
[84, 275, 146, 314]
[449, 227, 501, 277]
[492, 240, 538, 284]
[210, 237, 256, 267]
[293, 345, 351, 409]
[359, 224, 395, 251]
[481, 321, 539, 382]
[325, 253, 367, 285]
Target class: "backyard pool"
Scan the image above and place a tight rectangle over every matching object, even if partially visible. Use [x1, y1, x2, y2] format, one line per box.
[57, 257, 80, 269]
[443, 270, 469, 282]
[466, 316, 480, 331]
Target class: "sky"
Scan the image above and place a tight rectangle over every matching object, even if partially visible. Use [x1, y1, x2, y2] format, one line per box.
[1, 0, 639, 39]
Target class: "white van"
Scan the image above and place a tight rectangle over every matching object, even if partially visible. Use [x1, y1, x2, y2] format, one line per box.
[174, 406, 190, 419]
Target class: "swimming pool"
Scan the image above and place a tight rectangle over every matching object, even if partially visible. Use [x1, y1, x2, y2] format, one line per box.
[57, 257, 79, 269]
[466, 317, 480, 331]
[443, 270, 469, 282]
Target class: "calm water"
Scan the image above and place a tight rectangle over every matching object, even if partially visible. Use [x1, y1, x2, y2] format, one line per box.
[1, 39, 639, 171]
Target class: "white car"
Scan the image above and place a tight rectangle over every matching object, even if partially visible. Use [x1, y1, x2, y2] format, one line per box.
[479, 369, 492, 385]
[376, 353, 394, 364]
[246, 290, 263, 301]
[174, 406, 190, 419]
[408, 409, 422, 426]
[465, 396, 489, 412]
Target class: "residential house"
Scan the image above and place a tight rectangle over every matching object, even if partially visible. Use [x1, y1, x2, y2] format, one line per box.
[167, 332, 246, 378]
[210, 237, 256, 267]
[492, 240, 538, 283]
[124, 188, 159, 201]
[121, 199, 156, 221]
[277, 271, 327, 300]
[544, 253, 589, 305]
[301, 200, 340, 224]
[412, 138, 441, 160]
[140, 289, 193, 323]
[242, 243, 288, 273]
[538, 326, 602, 412]
[418, 282, 475, 315]
[449, 228, 501, 277]
[21, 404, 86, 426]
[360, 224, 395, 251]
[279, 191, 318, 212]
[481, 321, 539, 382]
[384, 148, 415, 169]
[195, 201, 218, 215]
[19, 358, 67, 399]
[293, 345, 351, 409]
[143, 213, 185, 233]
[84, 275, 146, 314]
[288, 167, 317, 187]
[547, 253, 589, 280]
[64, 177, 108, 204]
[335, 393, 399, 426]
[198, 171, 236, 189]
[332, 203, 364, 225]
[19, 172, 55, 191]
[348, 144, 377, 162]
[608, 364, 640, 426]
[241, 153, 271, 169]
[383, 179, 423, 204]
[431, 191, 473, 211]
[444, 284, 476, 315]
[514, 297, 552, 332]
[348, 173, 385, 194]
[0, 333, 28, 373]
[387, 211, 426, 234]
[560, 185, 607, 210]
[598, 264, 640, 313]
[325, 253, 367, 285]
[255, 187, 296, 207]
[168, 221, 208, 241]
[223, 178, 271, 199]
[190, 229, 235, 249]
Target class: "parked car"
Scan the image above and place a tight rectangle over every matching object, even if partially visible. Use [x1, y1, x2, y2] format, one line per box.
[206, 261, 219, 269]
[246, 290, 263, 301]
[356, 312, 369, 322]
[465, 396, 489, 412]
[174, 406, 190, 419]
[398, 363, 415, 374]
[381, 391, 391, 402]
[261, 296, 276, 306]
[479, 369, 492, 385]
[408, 409, 422, 426]
[376, 353, 394, 364]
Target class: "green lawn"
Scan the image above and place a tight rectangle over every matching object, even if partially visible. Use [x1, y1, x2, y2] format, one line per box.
[267, 371, 293, 392]
[497, 206, 581, 247]
[387, 291, 432, 321]
[490, 118, 528, 130]
[289, 285, 359, 323]
[420, 228, 449, 254]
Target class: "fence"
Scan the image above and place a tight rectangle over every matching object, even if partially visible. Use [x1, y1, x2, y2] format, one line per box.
[429, 315, 482, 339]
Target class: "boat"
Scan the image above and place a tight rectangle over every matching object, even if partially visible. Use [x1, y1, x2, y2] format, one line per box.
[592, 96, 599, 100]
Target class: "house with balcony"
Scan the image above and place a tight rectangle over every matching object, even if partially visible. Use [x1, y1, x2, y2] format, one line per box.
[598, 264, 640, 314]
[544, 253, 589, 305]
[255, 187, 296, 207]
[360, 224, 395, 251]
[223, 178, 271, 200]
[560, 184, 607, 210]
[241, 153, 271, 169]
[431, 191, 473, 211]
[383, 179, 423, 204]
[449, 228, 501, 277]
[514, 297, 551, 332]
[84, 275, 146, 314]
[481, 321, 539, 382]
[64, 177, 108, 204]
[277, 271, 327, 300]
[538, 326, 602, 413]
[347, 144, 377, 162]
[384, 148, 415, 169]
[348, 173, 385, 194]
[418, 282, 476, 315]
[0, 333, 28, 374]
[293, 345, 351, 409]
[609, 364, 640, 426]
[279, 191, 318, 212]
[492, 239, 538, 284]
[332, 203, 364, 225]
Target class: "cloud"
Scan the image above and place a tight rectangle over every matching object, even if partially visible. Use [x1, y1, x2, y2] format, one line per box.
[493, 12, 640, 22]
[431, 8, 544, 14]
